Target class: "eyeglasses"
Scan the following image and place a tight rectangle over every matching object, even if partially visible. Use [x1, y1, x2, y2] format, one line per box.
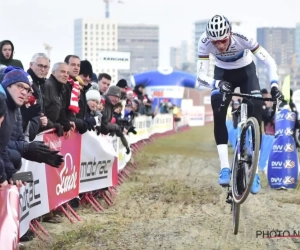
[35, 63, 49, 70]
[15, 83, 32, 93]
[82, 74, 91, 78]
[211, 38, 229, 45]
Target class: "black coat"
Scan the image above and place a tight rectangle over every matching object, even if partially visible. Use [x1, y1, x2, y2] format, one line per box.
[0, 91, 22, 181]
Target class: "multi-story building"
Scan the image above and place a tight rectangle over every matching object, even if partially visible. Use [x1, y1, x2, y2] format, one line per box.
[194, 19, 209, 63]
[296, 22, 300, 65]
[74, 18, 119, 84]
[256, 27, 295, 88]
[170, 46, 181, 70]
[170, 41, 194, 71]
[117, 24, 159, 82]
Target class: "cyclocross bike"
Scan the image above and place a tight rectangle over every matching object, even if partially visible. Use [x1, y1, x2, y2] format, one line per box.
[220, 92, 280, 235]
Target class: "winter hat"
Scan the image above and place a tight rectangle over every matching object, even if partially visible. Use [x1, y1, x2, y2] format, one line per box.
[126, 88, 133, 95]
[1, 66, 31, 89]
[106, 86, 121, 98]
[116, 79, 127, 89]
[92, 73, 98, 82]
[86, 82, 100, 102]
[79, 60, 93, 79]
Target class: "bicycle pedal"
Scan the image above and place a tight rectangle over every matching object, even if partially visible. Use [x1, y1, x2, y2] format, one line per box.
[226, 199, 232, 204]
[221, 184, 230, 188]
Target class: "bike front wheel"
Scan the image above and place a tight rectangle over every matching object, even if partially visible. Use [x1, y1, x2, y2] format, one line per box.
[232, 117, 260, 204]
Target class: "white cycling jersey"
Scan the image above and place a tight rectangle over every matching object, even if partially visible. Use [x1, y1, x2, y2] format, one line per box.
[196, 27, 279, 89]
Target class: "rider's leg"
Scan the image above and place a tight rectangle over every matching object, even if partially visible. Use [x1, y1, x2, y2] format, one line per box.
[240, 62, 263, 194]
[211, 88, 232, 185]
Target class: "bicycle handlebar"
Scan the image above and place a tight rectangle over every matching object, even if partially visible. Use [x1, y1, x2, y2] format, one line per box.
[220, 92, 282, 120]
[222, 92, 278, 102]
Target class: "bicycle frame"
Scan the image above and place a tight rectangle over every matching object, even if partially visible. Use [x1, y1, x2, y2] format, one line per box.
[233, 103, 248, 169]
[227, 93, 281, 163]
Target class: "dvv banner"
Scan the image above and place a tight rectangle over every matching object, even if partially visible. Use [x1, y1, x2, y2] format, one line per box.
[267, 107, 299, 189]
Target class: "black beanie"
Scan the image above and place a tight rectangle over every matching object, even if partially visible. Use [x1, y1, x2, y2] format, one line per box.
[79, 60, 93, 78]
[116, 79, 128, 89]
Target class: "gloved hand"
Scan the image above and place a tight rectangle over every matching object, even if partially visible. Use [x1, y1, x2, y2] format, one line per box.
[43, 150, 64, 168]
[53, 123, 64, 137]
[85, 117, 96, 131]
[75, 119, 88, 134]
[109, 130, 116, 137]
[23, 141, 64, 168]
[271, 86, 283, 100]
[126, 147, 130, 155]
[26, 141, 51, 155]
[116, 128, 123, 138]
[95, 126, 101, 136]
[218, 81, 232, 94]
[127, 126, 137, 135]
[21, 104, 41, 125]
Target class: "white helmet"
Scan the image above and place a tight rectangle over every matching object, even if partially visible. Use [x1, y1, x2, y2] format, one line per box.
[206, 15, 231, 40]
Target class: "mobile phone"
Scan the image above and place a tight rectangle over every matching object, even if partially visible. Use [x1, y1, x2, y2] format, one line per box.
[11, 171, 34, 185]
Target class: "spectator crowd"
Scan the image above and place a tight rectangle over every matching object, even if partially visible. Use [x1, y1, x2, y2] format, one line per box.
[0, 39, 160, 242]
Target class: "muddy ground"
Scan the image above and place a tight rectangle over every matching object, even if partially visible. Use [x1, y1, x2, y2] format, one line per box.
[26, 125, 300, 250]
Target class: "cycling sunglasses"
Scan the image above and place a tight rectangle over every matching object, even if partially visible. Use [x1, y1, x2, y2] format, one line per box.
[211, 38, 229, 45]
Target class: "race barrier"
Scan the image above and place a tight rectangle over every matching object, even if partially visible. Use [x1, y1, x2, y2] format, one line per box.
[0, 113, 190, 249]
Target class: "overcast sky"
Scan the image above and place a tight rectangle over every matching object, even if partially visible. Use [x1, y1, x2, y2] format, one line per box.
[1, 0, 299, 70]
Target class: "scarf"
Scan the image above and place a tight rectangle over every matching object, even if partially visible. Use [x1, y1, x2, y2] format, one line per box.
[68, 76, 80, 113]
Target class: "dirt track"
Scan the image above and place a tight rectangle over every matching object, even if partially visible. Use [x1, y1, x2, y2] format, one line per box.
[26, 125, 300, 250]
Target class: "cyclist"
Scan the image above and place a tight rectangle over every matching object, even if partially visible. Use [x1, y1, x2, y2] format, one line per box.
[196, 15, 282, 194]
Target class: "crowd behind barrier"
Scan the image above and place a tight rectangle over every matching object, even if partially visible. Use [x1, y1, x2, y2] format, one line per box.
[0, 113, 191, 249]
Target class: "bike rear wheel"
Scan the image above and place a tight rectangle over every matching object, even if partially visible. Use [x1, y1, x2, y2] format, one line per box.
[232, 117, 260, 204]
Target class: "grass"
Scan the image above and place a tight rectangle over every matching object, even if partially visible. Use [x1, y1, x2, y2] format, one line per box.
[26, 124, 300, 249]
[137, 124, 219, 158]
[26, 125, 218, 249]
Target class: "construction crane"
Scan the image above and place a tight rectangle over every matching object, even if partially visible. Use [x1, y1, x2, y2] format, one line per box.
[103, 0, 124, 18]
[43, 43, 52, 59]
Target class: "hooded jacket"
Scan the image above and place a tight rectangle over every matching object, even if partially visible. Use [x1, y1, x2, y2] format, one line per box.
[0, 40, 24, 69]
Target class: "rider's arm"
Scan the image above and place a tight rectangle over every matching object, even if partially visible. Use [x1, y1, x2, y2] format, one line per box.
[252, 45, 279, 88]
[240, 33, 279, 88]
[196, 35, 218, 89]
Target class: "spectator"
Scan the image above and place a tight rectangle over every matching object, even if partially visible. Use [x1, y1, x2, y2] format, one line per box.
[261, 88, 274, 135]
[92, 73, 98, 82]
[116, 79, 128, 100]
[78, 60, 93, 119]
[98, 73, 111, 94]
[172, 105, 181, 132]
[126, 88, 135, 105]
[0, 67, 64, 185]
[21, 91, 44, 141]
[0, 40, 24, 69]
[159, 99, 169, 114]
[64, 55, 81, 115]
[43, 62, 72, 137]
[102, 86, 130, 154]
[27, 53, 49, 109]
[112, 102, 123, 123]
[64, 57, 96, 135]
[0, 93, 7, 189]
[85, 83, 104, 135]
